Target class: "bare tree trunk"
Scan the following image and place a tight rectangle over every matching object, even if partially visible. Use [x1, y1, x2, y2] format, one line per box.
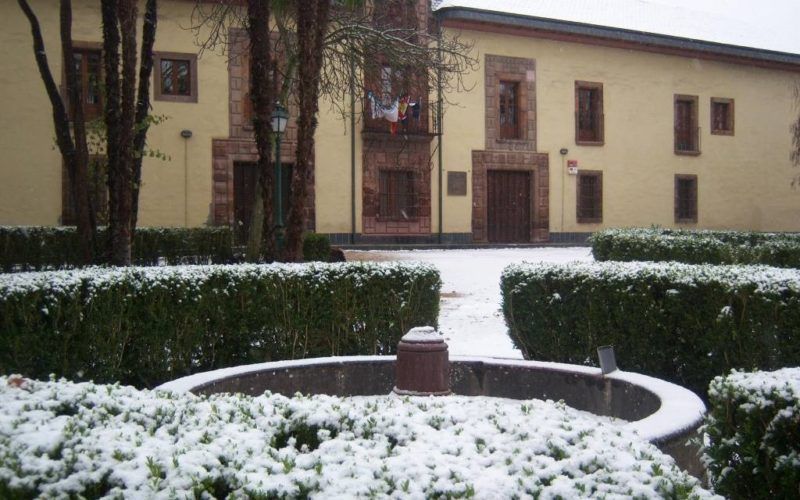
[102, 0, 138, 266]
[18, 0, 95, 264]
[246, 0, 276, 261]
[101, 0, 123, 264]
[284, 0, 330, 261]
[131, 0, 158, 233]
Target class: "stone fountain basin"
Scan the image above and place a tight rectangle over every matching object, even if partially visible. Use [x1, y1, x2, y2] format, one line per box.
[158, 355, 705, 476]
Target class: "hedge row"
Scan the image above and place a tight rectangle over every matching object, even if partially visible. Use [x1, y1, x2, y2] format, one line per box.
[0, 262, 441, 388]
[0, 226, 234, 271]
[590, 228, 800, 268]
[500, 261, 800, 397]
[702, 368, 800, 499]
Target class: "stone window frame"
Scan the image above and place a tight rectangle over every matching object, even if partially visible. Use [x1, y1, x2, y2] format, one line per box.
[484, 55, 536, 151]
[674, 94, 700, 155]
[576, 170, 603, 224]
[710, 97, 735, 136]
[575, 81, 604, 146]
[153, 51, 198, 103]
[674, 174, 698, 223]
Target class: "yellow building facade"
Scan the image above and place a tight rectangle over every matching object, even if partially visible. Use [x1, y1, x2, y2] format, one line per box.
[0, 0, 798, 245]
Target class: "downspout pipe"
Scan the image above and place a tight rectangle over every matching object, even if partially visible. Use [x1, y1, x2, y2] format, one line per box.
[437, 23, 444, 245]
[350, 57, 357, 245]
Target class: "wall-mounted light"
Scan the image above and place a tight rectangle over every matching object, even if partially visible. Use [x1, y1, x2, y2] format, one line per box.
[180, 129, 193, 139]
[559, 148, 568, 156]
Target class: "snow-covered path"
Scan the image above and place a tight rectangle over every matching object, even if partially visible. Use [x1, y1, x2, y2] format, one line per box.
[345, 247, 594, 358]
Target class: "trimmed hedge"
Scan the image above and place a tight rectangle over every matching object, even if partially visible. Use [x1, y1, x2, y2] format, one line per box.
[590, 228, 800, 268]
[0, 226, 234, 272]
[702, 368, 800, 499]
[501, 261, 800, 396]
[0, 262, 440, 388]
[302, 232, 331, 262]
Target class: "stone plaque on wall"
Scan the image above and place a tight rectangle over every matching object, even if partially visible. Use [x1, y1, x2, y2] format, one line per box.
[447, 171, 467, 196]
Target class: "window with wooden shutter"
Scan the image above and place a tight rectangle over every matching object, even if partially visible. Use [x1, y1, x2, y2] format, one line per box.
[576, 170, 603, 223]
[154, 52, 198, 103]
[379, 170, 416, 220]
[499, 81, 520, 139]
[710, 97, 734, 135]
[575, 81, 604, 145]
[674, 95, 700, 154]
[68, 48, 103, 121]
[675, 174, 698, 223]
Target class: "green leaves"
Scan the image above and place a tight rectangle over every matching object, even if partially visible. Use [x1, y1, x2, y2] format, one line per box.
[0, 262, 440, 388]
[591, 228, 800, 268]
[501, 262, 800, 397]
[702, 368, 800, 499]
[0, 226, 234, 271]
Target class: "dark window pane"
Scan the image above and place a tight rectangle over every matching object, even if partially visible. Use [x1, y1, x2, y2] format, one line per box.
[161, 60, 174, 94]
[578, 87, 600, 141]
[675, 97, 698, 152]
[176, 61, 190, 95]
[86, 53, 101, 105]
[577, 173, 602, 222]
[379, 170, 416, 219]
[676, 177, 697, 221]
[499, 81, 519, 139]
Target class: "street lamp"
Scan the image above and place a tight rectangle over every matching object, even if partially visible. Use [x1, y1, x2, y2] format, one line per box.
[271, 103, 289, 251]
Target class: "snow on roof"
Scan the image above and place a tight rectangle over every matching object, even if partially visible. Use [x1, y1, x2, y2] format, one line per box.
[434, 0, 800, 56]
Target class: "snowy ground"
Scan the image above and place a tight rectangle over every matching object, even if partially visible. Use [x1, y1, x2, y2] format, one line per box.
[345, 247, 594, 358]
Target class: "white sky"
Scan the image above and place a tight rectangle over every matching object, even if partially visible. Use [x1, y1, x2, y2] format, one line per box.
[435, 0, 800, 54]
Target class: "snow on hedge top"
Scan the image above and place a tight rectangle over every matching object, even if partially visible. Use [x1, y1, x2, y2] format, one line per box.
[503, 260, 800, 296]
[0, 261, 440, 300]
[0, 376, 717, 498]
[711, 368, 800, 404]
[434, 0, 800, 55]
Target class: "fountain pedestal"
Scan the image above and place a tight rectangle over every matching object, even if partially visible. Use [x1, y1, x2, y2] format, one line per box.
[393, 327, 450, 396]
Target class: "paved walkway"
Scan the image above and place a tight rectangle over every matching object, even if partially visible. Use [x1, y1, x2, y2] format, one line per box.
[345, 247, 593, 358]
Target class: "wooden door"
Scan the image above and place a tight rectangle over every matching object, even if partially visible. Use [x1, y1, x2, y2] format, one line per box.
[233, 162, 257, 245]
[487, 170, 531, 243]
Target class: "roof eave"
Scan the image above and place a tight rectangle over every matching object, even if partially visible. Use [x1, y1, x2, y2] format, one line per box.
[435, 6, 800, 70]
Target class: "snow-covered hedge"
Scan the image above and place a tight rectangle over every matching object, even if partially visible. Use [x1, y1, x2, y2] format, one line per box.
[0, 262, 440, 387]
[0, 226, 234, 271]
[501, 261, 800, 396]
[0, 376, 717, 499]
[591, 228, 800, 268]
[702, 368, 800, 499]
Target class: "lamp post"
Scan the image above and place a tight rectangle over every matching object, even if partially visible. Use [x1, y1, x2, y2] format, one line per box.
[271, 103, 289, 252]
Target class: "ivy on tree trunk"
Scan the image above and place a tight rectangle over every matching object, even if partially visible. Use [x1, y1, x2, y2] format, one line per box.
[246, 0, 277, 261]
[283, 0, 331, 262]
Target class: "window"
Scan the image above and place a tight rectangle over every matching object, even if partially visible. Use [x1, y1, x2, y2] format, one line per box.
[710, 97, 734, 135]
[675, 174, 698, 223]
[379, 170, 416, 220]
[575, 81, 603, 144]
[498, 80, 520, 139]
[242, 55, 279, 127]
[154, 52, 198, 103]
[68, 48, 102, 121]
[674, 94, 699, 154]
[576, 170, 602, 223]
